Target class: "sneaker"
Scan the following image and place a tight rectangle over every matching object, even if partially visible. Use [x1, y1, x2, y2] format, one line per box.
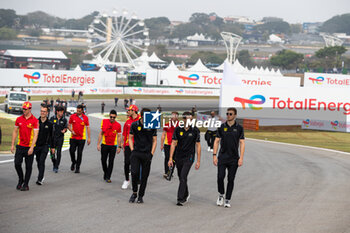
[54, 168, 58, 173]
[70, 163, 75, 171]
[207, 147, 211, 152]
[16, 181, 23, 190]
[176, 202, 183, 206]
[137, 196, 144, 204]
[129, 193, 137, 203]
[106, 179, 112, 183]
[183, 193, 190, 204]
[21, 185, 29, 191]
[36, 177, 45, 185]
[210, 149, 214, 152]
[163, 173, 168, 179]
[103, 174, 107, 181]
[75, 168, 80, 173]
[122, 180, 130, 190]
[224, 199, 231, 208]
[217, 195, 224, 206]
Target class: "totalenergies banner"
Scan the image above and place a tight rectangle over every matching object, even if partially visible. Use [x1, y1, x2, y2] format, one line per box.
[301, 119, 350, 132]
[220, 86, 349, 122]
[124, 87, 219, 96]
[0, 68, 116, 87]
[0, 87, 123, 96]
[304, 72, 350, 88]
[146, 69, 300, 88]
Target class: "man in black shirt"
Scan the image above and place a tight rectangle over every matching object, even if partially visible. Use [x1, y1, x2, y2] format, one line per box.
[50, 106, 68, 173]
[213, 107, 245, 208]
[34, 105, 54, 185]
[168, 111, 201, 206]
[128, 108, 157, 204]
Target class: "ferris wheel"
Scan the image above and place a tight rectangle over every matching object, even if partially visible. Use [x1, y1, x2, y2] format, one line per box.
[87, 9, 150, 67]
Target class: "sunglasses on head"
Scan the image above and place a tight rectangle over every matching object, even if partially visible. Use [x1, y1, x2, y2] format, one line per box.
[226, 112, 234, 116]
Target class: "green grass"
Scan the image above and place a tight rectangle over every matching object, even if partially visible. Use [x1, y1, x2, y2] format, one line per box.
[245, 126, 350, 153]
[0, 94, 218, 103]
[0, 117, 15, 152]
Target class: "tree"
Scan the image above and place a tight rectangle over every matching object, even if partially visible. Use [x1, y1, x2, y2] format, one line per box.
[255, 21, 291, 34]
[315, 46, 347, 69]
[270, 50, 303, 69]
[237, 50, 254, 68]
[145, 17, 171, 39]
[189, 13, 210, 25]
[290, 24, 302, 34]
[320, 13, 350, 34]
[0, 27, 17, 40]
[0, 9, 17, 28]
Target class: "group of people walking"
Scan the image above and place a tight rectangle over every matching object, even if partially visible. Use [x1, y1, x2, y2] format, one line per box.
[11, 102, 245, 208]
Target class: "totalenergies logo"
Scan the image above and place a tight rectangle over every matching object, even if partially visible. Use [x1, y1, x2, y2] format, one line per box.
[133, 88, 142, 93]
[90, 88, 97, 92]
[234, 95, 266, 110]
[331, 120, 338, 129]
[178, 74, 199, 84]
[176, 89, 184, 94]
[57, 89, 63, 93]
[309, 76, 324, 84]
[303, 119, 310, 127]
[23, 89, 31, 93]
[24, 72, 41, 84]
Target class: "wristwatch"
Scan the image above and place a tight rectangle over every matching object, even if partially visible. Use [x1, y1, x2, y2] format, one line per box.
[213, 154, 217, 156]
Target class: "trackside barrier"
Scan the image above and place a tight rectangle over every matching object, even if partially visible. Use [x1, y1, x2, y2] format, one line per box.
[243, 119, 259, 131]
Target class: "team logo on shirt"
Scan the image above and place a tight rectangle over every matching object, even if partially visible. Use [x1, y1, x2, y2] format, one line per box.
[137, 126, 141, 131]
[224, 128, 227, 132]
[54, 120, 57, 123]
[27, 123, 33, 128]
[180, 131, 183, 136]
[80, 122, 85, 126]
[113, 130, 117, 134]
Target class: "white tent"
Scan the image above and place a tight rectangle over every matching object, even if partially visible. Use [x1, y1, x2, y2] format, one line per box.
[186, 59, 213, 72]
[148, 52, 166, 63]
[133, 52, 150, 64]
[99, 66, 107, 72]
[74, 65, 81, 71]
[164, 61, 179, 71]
[130, 62, 153, 74]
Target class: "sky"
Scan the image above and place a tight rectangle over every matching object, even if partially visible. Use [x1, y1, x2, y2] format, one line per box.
[1, 0, 350, 23]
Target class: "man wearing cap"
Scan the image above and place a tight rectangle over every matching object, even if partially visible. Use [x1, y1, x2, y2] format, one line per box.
[34, 105, 54, 185]
[68, 104, 91, 173]
[11, 102, 39, 191]
[128, 108, 157, 204]
[50, 106, 68, 173]
[121, 104, 140, 189]
[97, 110, 122, 183]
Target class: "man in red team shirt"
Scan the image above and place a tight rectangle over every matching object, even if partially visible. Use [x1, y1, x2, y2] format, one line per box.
[121, 105, 140, 189]
[160, 111, 179, 179]
[11, 102, 39, 191]
[68, 104, 91, 173]
[97, 110, 122, 183]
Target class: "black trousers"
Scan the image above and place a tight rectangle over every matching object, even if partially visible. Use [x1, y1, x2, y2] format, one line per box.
[205, 130, 217, 149]
[52, 137, 64, 169]
[124, 146, 131, 180]
[176, 157, 193, 202]
[101, 144, 116, 180]
[14, 145, 34, 186]
[130, 151, 152, 197]
[164, 144, 171, 174]
[34, 145, 49, 181]
[69, 139, 85, 169]
[217, 160, 239, 200]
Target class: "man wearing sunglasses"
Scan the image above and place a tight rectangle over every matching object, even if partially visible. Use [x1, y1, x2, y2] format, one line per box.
[97, 110, 122, 183]
[68, 104, 91, 173]
[11, 102, 39, 191]
[121, 105, 140, 189]
[213, 107, 245, 208]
